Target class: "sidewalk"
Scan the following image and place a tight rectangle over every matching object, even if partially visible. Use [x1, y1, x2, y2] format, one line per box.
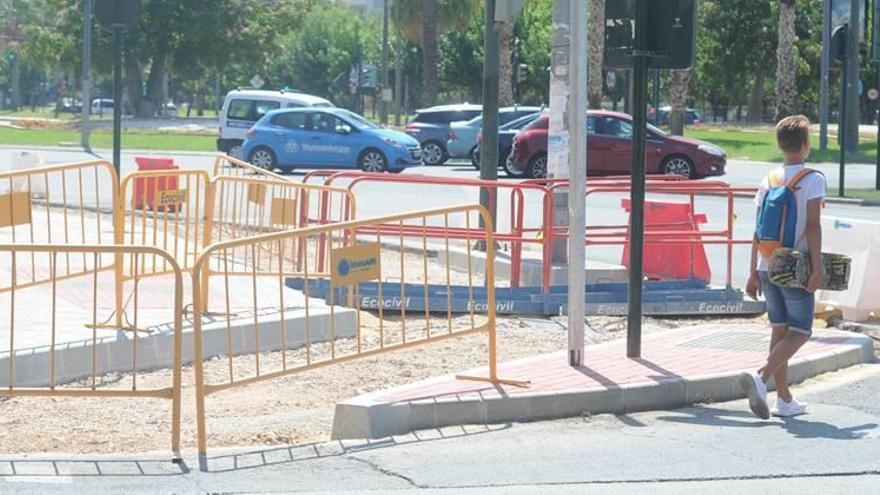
[332, 324, 875, 439]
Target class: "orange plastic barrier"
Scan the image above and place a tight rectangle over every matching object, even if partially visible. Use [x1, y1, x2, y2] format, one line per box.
[620, 198, 711, 283]
[133, 157, 179, 211]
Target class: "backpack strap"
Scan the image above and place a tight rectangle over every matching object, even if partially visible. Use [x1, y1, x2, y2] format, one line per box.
[787, 168, 822, 191]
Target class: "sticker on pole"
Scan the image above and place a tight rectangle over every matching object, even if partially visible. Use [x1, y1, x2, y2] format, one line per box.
[331, 243, 381, 287]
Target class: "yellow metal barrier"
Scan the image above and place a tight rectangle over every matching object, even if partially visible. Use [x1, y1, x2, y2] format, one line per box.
[0, 160, 119, 293]
[0, 243, 183, 457]
[212, 154, 289, 182]
[118, 169, 214, 278]
[190, 204, 524, 466]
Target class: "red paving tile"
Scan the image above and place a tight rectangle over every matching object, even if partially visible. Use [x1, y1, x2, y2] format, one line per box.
[377, 324, 862, 403]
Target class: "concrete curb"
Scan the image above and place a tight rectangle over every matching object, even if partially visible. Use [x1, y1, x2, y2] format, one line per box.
[0, 307, 356, 388]
[0, 144, 218, 157]
[331, 331, 875, 440]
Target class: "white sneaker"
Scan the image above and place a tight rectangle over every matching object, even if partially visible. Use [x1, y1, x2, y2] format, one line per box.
[737, 371, 770, 419]
[773, 397, 808, 417]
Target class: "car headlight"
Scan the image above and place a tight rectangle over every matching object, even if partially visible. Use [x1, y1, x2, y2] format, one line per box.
[381, 137, 405, 148]
[698, 143, 725, 157]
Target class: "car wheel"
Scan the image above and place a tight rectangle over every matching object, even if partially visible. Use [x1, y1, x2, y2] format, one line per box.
[470, 146, 481, 170]
[248, 147, 276, 170]
[528, 153, 548, 179]
[359, 148, 388, 173]
[421, 141, 447, 166]
[662, 155, 695, 179]
[228, 143, 243, 160]
[501, 148, 526, 178]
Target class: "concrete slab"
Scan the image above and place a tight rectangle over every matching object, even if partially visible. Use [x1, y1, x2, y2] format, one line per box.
[331, 324, 876, 440]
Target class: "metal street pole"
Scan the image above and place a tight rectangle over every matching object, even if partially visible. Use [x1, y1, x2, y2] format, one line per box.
[394, 37, 403, 126]
[567, 0, 588, 367]
[839, 24, 849, 198]
[112, 25, 123, 182]
[380, 0, 389, 125]
[627, 0, 650, 358]
[548, 0, 571, 264]
[845, 0, 860, 153]
[652, 68, 660, 121]
[479, 0, 500, 232]
[81, 0, 92, 149]
[819, 0, 831, 151]
[876, 68, 880, 190]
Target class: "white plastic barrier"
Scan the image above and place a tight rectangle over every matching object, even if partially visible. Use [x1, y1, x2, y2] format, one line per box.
[1, 150, 46, 195]
[818, 216, 880, 321]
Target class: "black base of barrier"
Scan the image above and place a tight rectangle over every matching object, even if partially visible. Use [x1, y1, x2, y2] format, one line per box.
[285, 278, 766, 317]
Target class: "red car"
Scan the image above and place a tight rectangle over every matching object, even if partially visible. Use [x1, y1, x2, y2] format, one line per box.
[509, 110, 726, 179]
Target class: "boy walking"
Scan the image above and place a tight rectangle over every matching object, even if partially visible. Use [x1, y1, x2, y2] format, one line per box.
[739, 115, 826, 419]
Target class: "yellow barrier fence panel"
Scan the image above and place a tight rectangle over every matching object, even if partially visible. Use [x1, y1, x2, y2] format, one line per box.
[0, 160, 118, 294]
[0, 243, 183, 458]
[212, 154, 289, 182]
[118, 169, 213, 279]
[190, 204, 524, 467]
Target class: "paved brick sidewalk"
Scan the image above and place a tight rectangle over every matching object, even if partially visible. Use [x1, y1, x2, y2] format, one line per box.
[332, 324, 875, 439]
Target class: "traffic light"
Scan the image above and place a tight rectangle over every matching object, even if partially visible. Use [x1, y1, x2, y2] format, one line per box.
[516, 64, 528, 84]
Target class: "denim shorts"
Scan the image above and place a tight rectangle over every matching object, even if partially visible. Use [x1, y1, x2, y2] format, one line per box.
[758, 271, 815, 335]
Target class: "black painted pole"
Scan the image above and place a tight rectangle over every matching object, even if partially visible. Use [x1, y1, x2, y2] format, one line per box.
[112, 26, 122, 183]
[627, 0, 649, 358]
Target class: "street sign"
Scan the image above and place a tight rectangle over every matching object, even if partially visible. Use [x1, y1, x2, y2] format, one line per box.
[869, 88, 879, 100]
[249, 75, 265, 89]
[95, 0, 141, 32]
[604, 0, 696, 69]
[381, 88, 393, 102]
[606, 71, 617, 89]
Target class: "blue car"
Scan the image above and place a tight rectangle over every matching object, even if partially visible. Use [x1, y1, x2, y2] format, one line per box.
[242, 108, 422, 173]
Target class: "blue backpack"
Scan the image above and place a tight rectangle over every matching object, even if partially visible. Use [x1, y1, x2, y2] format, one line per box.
[755, 168, 821, 258]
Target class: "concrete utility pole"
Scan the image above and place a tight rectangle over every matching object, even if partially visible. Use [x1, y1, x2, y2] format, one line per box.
[819, 0, 830, 151]
[567, 0, 588, 367]
[845, 0, 860, 153]
[479, 0, 500, 230]
[547, 0, 587, 367]
[81, 0, 93, 148]
[547, 0, 571, 265]
[380, 0, 389, 125]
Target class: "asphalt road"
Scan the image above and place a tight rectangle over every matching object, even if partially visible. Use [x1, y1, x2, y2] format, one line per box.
[2, 362, 878, 493]
[3, 146, 878, 288]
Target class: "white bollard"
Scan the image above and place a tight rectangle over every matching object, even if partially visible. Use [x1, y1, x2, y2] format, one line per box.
[818, 216, 880, 322]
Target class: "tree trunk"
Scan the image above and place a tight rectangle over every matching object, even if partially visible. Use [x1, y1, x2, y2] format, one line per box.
[145, 54, 166, 117]
[774, 0, 796, 120]
[124, 54, 156, 118]
[668, 69, 692, 136]
[421, 0, 440, 107]
[587, 0, 605, 108]
[498, 20, 515, 106]
[195, 84, 206, 117]
[747, 71, 765, 123]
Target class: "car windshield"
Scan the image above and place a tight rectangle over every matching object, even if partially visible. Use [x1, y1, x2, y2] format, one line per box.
[467, 115, 483, 126]
[504, 112, 541, 130]
[338, 110, 378, 130]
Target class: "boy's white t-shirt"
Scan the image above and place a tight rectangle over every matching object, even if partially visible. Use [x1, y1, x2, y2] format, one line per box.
[753, 163, 827, 271]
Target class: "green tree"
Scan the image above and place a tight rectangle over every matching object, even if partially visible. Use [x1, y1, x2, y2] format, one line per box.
[391, 0, 480, 107]
[514, 0, 551, 105]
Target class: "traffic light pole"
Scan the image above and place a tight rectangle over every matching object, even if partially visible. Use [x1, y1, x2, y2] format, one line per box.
[479, 0, 500, 232]
[81, 0, 92, 149]
[627, 0, 650, 358]
[112, 25, 123, 182]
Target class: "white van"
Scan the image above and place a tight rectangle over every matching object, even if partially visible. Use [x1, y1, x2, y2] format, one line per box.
[217, 89, 334, 157]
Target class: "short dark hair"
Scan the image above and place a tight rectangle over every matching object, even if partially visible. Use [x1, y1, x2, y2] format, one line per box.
[775, 115, 810, 153]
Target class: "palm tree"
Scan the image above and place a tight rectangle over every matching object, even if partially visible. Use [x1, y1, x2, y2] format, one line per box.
[392, 0, 480, 107]
[587, 0, 604, 108]
[774, 0, 796, 120]
[498, 19, 515, 106]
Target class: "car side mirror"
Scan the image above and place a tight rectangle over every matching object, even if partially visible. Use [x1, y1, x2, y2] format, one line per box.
[336, 125, 352, 134]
